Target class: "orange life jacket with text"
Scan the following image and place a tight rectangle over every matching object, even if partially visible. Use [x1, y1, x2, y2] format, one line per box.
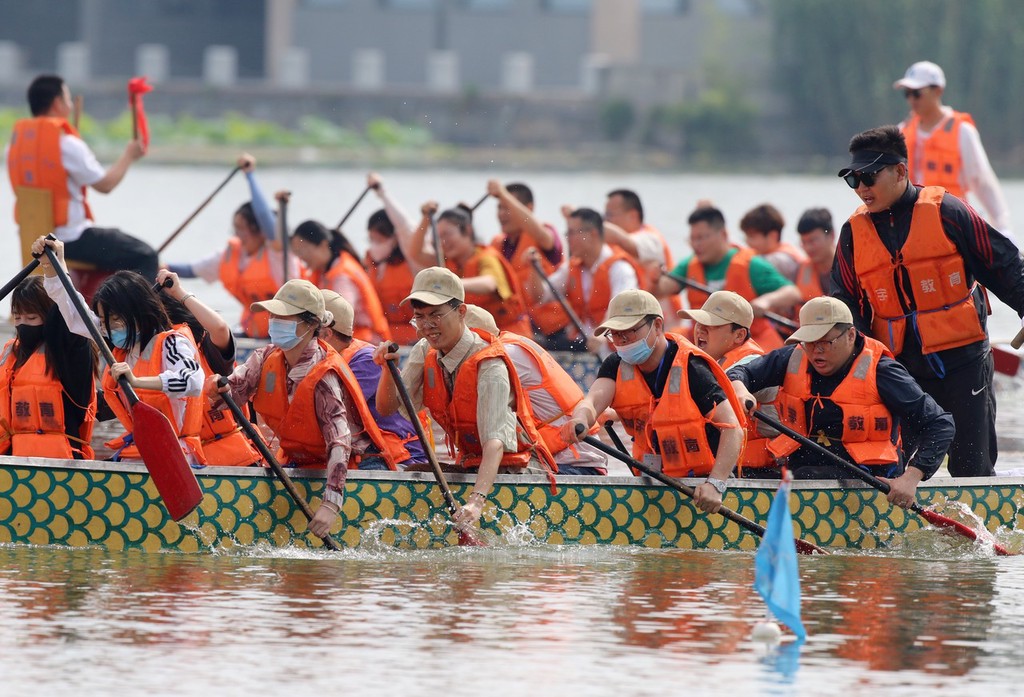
[338, 338, 415, 470]
[685, 247, 785, 350]
[187, 330, 262, 467]
[768, 337, 898, 465]
[309, 252, 391, 343]
[721, 339, 775, 470]
[902, 111, 973, 199]
[421, 329, 556, 473]
[495, 331, 587, 457]
[448, 246, 532, 336]
[566, 249, 645, 331]
[366, 254, 417, 345]
[795, 259, 825, 304]
[849, 186, 986, 355]
[219, 237, 279, 339]
[491, 230, 569, 336]
[0, 341, 95, 460]
[7, 117, 93, 227]
[102, 329, 206, 464]
[611, 332, 745, 477]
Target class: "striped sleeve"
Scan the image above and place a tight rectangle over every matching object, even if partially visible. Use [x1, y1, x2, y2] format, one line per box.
[159, 332, 206, 396]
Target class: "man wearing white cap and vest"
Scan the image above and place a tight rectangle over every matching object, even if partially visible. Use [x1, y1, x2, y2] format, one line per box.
[318, 289, 426, 470]
[373, 267, 556, 526]
[894, 60, 1012, 239]
[206, 279, 353, 538]
[727, 296, 955, 508]
[678, 291, 779, 473]
[561, 289, 745, 513]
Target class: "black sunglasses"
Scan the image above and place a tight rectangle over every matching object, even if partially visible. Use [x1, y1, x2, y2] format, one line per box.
[843, 167, 888, 189]
[903, 88, 928, 99]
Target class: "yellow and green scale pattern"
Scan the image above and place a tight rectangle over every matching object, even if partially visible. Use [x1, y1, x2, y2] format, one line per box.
[0, 459, 1021, 553]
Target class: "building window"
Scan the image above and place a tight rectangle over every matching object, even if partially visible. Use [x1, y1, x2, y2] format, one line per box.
[641, 0, 690, 15]
[543, 0, 592, 14]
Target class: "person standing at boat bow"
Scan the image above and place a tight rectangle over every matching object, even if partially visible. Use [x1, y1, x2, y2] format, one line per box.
[561, 289, 745, 514]
[728, 297, 954, 508]
[373, 267, 557, 527]
[832, 125, 1024, 477]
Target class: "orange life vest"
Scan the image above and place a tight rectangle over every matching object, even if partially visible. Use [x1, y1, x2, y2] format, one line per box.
[721, 339, 775, 470]
[795, 259, 825, 303]
[769, 337, 898, 465]
[685, 247, 785, 350]
[491, 230, 569, 336]
[421, 328, 556, 473]
[102, 329, 206, 464]
[849, 186, 986, 356]
[611, 224, 684, 317]
[902, 111, 973, 199]
[611, 332, 745, 477]
[0, 341, 96, 460]
[566, 249, 645, 331]
[309, 252, 391, 343]
[338, 338, 416, 470]
[366, 254, 417, 345]
[219, 237, 279, 339]
[188, 331, 262, 467]
[448, 246, 532, 336]
[7, 117, 93, 227]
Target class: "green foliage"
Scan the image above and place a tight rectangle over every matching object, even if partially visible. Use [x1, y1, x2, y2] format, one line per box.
[599, 99, 636, 142]
[643, 88, 759, 162]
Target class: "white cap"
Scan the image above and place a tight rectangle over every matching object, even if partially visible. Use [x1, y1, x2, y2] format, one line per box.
[893, 61, 946, 90]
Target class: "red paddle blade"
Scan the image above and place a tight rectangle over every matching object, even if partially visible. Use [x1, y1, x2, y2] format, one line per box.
[131, 401, 203, 521]
[794, 538, 828, 555]
[917, 507, 1014, 556]
[458, 529, 487, 547]
[992, 346, 1020, 376]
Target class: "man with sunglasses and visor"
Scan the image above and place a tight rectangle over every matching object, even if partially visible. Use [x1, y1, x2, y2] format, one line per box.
[894, 61, 1012, 240]
[729, 297, 954, 508]
[561, 289, 745, 514]
[832, 125, 1024, 478]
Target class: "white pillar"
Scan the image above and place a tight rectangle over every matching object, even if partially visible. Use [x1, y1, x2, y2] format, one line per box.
[0, 42, 22, 86]
[580, 53, 609, 95]
[203, 45, 238, 87]
[352, 48, 385, 90]
[427, 50, 459, 93]
[278, 47, 310, 88]
[57, 42, 90, 85]
[502, 52, 533, 94]
[136, 44, 170, 84]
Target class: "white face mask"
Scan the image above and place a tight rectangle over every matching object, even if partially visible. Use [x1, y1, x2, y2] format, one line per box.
[368, 238, 397, 262]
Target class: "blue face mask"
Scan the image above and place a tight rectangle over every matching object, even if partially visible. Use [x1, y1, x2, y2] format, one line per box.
[269, 318, 308, 350]
[616, 323, 656, 365]
[109, 327, 130, 350]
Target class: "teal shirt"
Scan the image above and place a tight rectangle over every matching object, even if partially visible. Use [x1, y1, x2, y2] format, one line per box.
[671, 248, 793, 295]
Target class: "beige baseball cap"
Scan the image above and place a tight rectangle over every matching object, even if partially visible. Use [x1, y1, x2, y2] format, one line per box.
[594, 289, 663, 337]
[677, 291, 753, 329]
[786, 296, 854, 344]
[464, 304, 499, 336]
[320, 289, 354, 337]
[402, 267, 465, 306]
[251, 279, 327, 321]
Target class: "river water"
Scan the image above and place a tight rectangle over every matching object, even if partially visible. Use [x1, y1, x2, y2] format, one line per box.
[2, 167, 1024, 695]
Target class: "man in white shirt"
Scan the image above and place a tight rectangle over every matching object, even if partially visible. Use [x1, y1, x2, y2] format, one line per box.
[7, 74, 157, 278]
[894, 61, 1013, 242]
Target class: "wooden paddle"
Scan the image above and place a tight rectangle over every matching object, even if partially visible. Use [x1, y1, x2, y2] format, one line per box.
[603, 420, 629, 455]
[662, 270, 798, 333]
[216, 378, 341, 551]
[278, 190, 291, 283]
[384, 345, 484, 546]
[579, 425, 826, 555]
[530, 256, 589, 340]
[469, 192, 489, 212]
[751, 408, 1014, 556]
[157, 166, 242, 253]
[430, 215, 444, 268]
[0, 259, 41, 301]
[42, 244, 202, 521]
[334, 184, 374, 232]
[72, 95, 82, 131]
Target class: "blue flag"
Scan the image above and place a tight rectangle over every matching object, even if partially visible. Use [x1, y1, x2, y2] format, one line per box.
[754, 478, 806, 640]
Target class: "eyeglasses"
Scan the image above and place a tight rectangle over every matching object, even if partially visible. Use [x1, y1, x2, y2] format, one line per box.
[904, 88, 927, 99]
[409, 305, 458, 330]
[843, 167, 888, 189]
[606, 320, 652, 346]
[801, 329, 850, 353]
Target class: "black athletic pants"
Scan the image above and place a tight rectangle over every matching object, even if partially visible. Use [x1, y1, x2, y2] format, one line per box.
[63, 227, 159, 281]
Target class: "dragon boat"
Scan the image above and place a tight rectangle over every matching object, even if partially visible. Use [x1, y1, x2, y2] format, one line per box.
[0, 454, 1020, 554]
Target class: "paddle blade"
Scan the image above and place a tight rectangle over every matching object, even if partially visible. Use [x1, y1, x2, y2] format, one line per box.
[131, 401, 203, 521]
[916, 506, 1014, 556]
[458, 529, 487, 547]
[992, 346, 1020, 376]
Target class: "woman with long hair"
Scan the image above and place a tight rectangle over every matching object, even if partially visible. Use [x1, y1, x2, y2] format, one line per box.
[0, 275, 97, 459]
[35, 236, 207, 465]
[290, 219, 391, 343]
